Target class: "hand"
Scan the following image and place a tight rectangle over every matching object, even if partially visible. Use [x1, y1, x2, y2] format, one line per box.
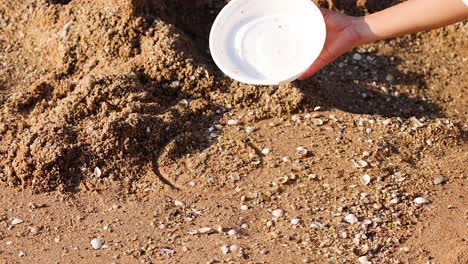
[300, 8, 368, 79]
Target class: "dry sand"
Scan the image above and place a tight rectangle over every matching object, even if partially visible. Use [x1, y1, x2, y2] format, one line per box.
[0, 0, 466, 263]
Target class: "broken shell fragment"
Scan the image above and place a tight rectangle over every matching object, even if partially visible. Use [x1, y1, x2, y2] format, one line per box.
[353, 160, 368, 168]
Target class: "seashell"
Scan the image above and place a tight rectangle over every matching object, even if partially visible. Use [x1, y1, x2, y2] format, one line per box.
[360, 174, 371, 185]
[290, 218, 301, 225]
[198, 227, 214, 234]
[221, 245, 229, 255]
[160, 248, 175, 255]
[314, 106, 322, 111]
[229, 173, 241, 181]
[262, 148, 271, 155]
[178, 99, 189, 108]
[11, 218, 24, 225]
[272, 209, 284, 217]
[229, 245, 240, 252]
[90, 238, 104, 250]
[414, 197, 431, 205]
[433, 177, 447, 185]
[344, 214, 359, 224]
[227, 229, 237, 236]
[240, 205, 249, 211]
[393, 172, 406, 182]
[296, 147, 308, 157]
[93, 167, 102, 177]
[314, 118, 324, 126]
[354, 244, 369, 256]
[227, 119, 238, 126]
[174, 200, 185, 207]
[245, 126, 256, 133]
[275, 176, 289, 185]
[358, 256, 372, 264]
[282, 156, 291, 162]
[353, 159, 368, 168]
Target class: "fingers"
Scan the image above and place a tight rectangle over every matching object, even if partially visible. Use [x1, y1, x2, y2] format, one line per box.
[299, 52, 333, 79]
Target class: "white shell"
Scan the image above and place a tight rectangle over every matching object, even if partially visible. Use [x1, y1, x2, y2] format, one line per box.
[240, 205, 249, 210]
[93, 167, 102, 177]
[227, 119, 238, 126]
[414, 197, 431, 205]
[290, 218, 301, 225]
[245, 126, 256, 133]
[296, 146, 308, 157]
[227, 229, 237, 236]
[358, 255, 372, 264]
[261, 148, 271, 155]
[353, 160, 368, 168]
[174, 200, 185, 207]
[11, 218, 24, 225]
[221, 245, 229, 255]
[90, 238, 104, 250]
[229, 244, 240, 252]
[314, 118, 324, 126]
[198, 227, 214, 234]
[230, 173, 241, 181]
[344, 214, 359, 224]
[272, 209, 284, 217]
[360, 174, 371, 185]
[275, 176, 289, 184]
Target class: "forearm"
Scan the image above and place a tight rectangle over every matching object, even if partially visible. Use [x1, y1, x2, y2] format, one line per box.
[355, 0, 468, 44]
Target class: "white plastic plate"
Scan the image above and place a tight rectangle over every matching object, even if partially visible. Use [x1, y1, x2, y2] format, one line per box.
[209, 0, 326, 85]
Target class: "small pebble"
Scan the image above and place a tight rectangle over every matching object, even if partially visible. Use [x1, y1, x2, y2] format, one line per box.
[18, 251, 26, 257]
[352, 53, 363, 61]
[240, 205, 249, 211]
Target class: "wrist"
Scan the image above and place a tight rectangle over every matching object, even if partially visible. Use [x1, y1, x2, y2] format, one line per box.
[351, 16, 378, 46]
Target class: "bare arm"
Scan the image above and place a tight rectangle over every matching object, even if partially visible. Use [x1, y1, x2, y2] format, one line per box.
[301, 0, 468, 78]
[357, 0, 468, 44]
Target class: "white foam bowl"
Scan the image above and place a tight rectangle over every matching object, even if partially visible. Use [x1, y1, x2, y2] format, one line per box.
[209, 0, 326, 85]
